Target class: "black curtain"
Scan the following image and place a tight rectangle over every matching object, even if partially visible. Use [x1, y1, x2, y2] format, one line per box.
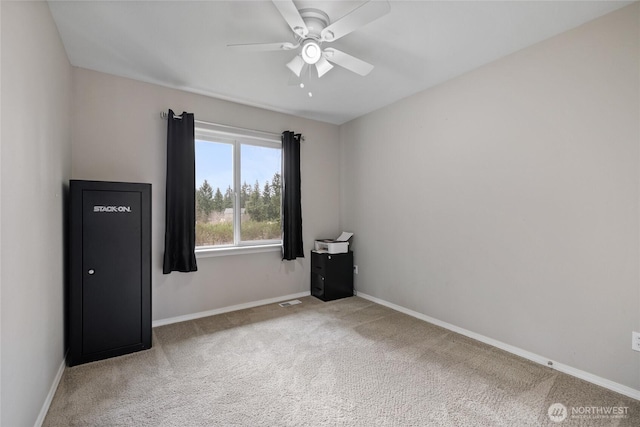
[163, 110, 198, 274]
[282, 131, 304, 260]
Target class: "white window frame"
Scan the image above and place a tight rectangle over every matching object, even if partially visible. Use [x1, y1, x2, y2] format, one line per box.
[194, 122, 282, 257]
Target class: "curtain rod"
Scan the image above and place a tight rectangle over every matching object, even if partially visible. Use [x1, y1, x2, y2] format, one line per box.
[160, 111, 305, 142]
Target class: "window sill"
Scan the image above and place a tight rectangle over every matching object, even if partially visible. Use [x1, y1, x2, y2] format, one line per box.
[195, 243, 282, 258]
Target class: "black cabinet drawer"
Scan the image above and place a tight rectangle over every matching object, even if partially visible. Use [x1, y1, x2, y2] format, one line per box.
[311, 251, 326, 275]
[311, 272, 324, 298]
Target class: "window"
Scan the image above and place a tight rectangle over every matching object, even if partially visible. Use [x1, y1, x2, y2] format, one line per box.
[194, 123, 282, 254]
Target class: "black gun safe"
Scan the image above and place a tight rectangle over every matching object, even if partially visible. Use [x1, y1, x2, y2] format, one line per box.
[68, 180, 151, 366]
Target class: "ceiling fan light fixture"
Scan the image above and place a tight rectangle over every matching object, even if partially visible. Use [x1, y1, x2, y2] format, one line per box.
[315, 56, 333, 78]
[286, 55, 305, 77]
[301, 40, 321, 64]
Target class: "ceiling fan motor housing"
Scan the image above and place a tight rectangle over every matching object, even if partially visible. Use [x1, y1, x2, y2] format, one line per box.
[298, 9, 331, 65]
[299, 9, 330, 39]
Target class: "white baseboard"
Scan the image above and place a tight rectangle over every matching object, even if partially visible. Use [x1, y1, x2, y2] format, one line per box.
[34, 355, 66, 427]
[152, 291, 311, 328]
[357, 292, 640, 401]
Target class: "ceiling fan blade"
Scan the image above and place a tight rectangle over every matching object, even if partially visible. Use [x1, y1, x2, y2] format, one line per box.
[320, 0, 390, 42]
[272, 0, 309, 38]
[227, 42, 299, 52]
[323, 48, 374, 76]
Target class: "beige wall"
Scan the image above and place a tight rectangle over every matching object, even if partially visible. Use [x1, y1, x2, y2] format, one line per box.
[340, 4, 640, 390]
[71, 68, 341, 321]
[0, 2, 72, 425]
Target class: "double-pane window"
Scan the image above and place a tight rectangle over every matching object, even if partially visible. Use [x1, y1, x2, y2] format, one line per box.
[195, 124, 282, 249]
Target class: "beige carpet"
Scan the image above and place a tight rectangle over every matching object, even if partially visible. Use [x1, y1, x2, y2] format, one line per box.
[44, 296, 639, 426]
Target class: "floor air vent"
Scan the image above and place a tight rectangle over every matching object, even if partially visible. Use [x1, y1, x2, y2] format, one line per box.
[279, 300, 302, 308]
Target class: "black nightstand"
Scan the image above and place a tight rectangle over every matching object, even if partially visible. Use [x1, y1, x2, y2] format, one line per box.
[311, 251, 354, 301]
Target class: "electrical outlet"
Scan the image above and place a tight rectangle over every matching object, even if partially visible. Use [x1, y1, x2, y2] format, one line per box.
[354, 265, 358, 274]
[632, 331, 640, 352]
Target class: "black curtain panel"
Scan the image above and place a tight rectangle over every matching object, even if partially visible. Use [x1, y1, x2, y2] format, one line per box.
[281, 131, 304, 261]
[163, 110, 198, 274]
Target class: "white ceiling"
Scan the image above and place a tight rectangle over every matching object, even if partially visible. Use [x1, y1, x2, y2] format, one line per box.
[48, 0, 632, 125]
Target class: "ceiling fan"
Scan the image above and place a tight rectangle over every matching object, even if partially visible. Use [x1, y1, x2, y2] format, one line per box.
[228, 0, 390, 79]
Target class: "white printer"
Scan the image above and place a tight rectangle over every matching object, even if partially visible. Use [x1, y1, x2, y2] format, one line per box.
[313, 232, 353, 254]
